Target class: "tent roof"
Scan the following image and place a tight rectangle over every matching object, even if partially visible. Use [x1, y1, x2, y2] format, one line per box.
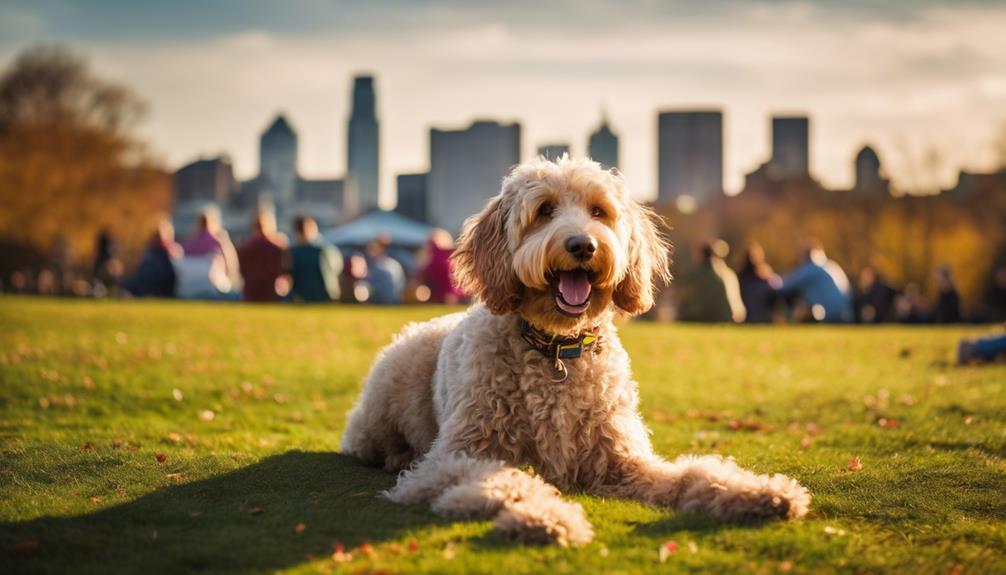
[323, 209, 434, 248]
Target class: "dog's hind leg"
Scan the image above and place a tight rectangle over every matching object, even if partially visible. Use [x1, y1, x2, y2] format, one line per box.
[385, 450, 594, 546]
[598, 453, 811, 521]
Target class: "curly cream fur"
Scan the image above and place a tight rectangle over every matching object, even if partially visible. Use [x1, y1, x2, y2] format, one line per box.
[341, 156, 810, 546]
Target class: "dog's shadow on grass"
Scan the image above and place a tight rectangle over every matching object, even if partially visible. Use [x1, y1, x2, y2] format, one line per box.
[1, 451, 447, 574]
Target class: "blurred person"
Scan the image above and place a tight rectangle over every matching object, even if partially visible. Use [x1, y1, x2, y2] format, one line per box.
[415, 229, 463, 304]
[236, 210, 289, 302]
[958, 333, 1006, 365]
[777, 240, 853, 323]
[174, 253, 238, 300]
[853, 265, 897, 323]
[123, 220, 182, 298]
[340, 252, 369, 303]
[289, 215, 342, 302]
[895, 282, 929, 323]
[92, 229, 123, 296]
[981, 266, 1006, 322]
[182, 206, 241, 290]
[931, 265, 962, 324]
[737, 242, 780, 323]
[363, 235, 405, 305]
[677, 240, 746, 323]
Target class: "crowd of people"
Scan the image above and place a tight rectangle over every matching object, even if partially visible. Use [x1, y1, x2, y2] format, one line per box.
[7, 207, 464, 306]
[674, 239, 1006, 325]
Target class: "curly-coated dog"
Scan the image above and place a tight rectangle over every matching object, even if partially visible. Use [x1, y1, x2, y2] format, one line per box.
[340, 156, 810, 546]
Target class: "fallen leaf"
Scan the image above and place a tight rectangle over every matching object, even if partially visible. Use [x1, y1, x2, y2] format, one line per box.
[12, 540, 39, 556]
[155, 452, 167, 463]
[81, 442, 95, 451]
[442, 541, 457, 560]
[294, 522, 306, 534]
[407, 539, 419, 553]
[189, 511, 203, 518]
[823, 526, 847, 537]
[847, 457, 864, 472]
[198, 410, 215, 422]
[659, 539, 679, 562]
[82, 376, 95, 389]
[963, 415, 974, 425]
[686, 540, 699, 554]
[359, 542, 375, 557]
[166, 432, 182, 443]
[172, 388, 184, 401]
[248, 507, 263, 515]
[166, 473, 185, 481]
[877, 418, 899, 428]
[115, 486, 126, 495]
[89, 496, 101, 504]
[800, 436, 812, 448]
[779, 560, 794, 572]
[332, 541, 352, 563]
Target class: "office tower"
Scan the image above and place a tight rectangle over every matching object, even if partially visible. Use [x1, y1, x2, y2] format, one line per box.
[259, 114, 298, 205]
[395, 173, 428, 223]
[347, 75, 380, 215]
[657, 110, 723, 204]
[854, 145, 887, 193]
[771, 116, 810, 179]
[429, 120, 521, 234]
[537, 143, 570, 161]
[588, 112, 619, 169]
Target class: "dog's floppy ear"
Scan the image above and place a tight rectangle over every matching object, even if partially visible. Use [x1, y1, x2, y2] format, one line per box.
[451, 194, 521, 314]
[613, 200, 672, 315]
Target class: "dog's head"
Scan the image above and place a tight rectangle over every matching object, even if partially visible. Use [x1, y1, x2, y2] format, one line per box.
[452, 156, 671, 334]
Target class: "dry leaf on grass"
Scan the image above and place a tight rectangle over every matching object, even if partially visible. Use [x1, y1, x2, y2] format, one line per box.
[659, 540, 679, 562]
[847, 457, 864, 472]
[155, 452, 167, 463]
[294, 522, 306, 534]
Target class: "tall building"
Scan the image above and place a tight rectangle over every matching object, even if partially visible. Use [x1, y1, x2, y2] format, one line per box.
[395, 173, 428, 223]
[174, 156, 237, 205]
[657, 110, 723, 204]
[853, 145, 887, 193]
[347, 75, 380, 215]
[537, 143, 570, 161]
[429, 120, 521, 234]
[259, 115, 298, 205]
[587, 112, 619, 169]
[770, 116, 810, 179]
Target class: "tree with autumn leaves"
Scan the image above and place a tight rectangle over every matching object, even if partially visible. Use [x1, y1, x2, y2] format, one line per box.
[0, 45, 170, 281]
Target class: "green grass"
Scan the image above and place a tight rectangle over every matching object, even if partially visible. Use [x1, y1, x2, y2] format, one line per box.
[0, 296, 1004, 574]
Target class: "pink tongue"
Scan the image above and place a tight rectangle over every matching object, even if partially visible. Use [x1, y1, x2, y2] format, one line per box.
[558, 270, 591, 306]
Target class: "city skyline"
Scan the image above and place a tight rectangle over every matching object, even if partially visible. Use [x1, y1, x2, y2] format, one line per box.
[2, 1, 1005, 203]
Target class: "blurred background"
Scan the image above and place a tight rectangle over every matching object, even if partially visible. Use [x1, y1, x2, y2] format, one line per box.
[1, 0, 1005, 323]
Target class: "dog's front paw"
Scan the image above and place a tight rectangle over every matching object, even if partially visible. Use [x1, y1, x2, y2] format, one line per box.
[494, 498, 594, 547]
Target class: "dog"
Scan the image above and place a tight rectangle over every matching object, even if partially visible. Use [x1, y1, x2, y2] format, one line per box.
[340, 156, 810, 546]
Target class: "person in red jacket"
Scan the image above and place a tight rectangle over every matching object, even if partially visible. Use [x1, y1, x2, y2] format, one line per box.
[237, 210, 289, 302]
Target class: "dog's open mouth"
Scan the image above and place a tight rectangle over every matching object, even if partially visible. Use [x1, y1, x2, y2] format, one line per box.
[552, 269, 592, 316]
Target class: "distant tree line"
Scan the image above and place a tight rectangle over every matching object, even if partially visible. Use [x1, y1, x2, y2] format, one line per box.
[0, 45, 170, 279]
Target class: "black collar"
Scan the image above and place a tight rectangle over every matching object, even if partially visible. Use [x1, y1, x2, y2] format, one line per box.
[519, 319, 603, 361]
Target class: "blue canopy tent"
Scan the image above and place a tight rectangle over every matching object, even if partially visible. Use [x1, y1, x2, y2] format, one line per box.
[323, 209, 433, 249]
[323, 209, 436, 275]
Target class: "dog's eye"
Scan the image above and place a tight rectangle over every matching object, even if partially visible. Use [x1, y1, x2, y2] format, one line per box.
[537, 203, 555, 218]
[590, 205, 605, 219]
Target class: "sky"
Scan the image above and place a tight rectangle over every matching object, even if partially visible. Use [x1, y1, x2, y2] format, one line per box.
[2, 0, 1006, 206]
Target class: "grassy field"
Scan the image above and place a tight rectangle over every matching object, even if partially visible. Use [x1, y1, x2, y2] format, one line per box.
[0, 297, 1003, 574]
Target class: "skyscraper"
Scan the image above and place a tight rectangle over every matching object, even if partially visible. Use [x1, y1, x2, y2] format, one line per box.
[395, 173, 428, 223]
[770, 116, 810, 179]
[537, 143, 570, 161]
[429, 120, 521, 234]
[259, 114, 298, 205]
[854, 145, 887, 193]
[657, 110, 723, 204]
[587, 112, 618, 169]
[347, 75, 379, 215]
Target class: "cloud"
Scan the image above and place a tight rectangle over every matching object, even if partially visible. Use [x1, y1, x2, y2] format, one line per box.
[2, 0, 1004, 201]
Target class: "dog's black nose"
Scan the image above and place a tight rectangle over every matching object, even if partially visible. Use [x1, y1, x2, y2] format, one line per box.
[565, 235, 597, 261]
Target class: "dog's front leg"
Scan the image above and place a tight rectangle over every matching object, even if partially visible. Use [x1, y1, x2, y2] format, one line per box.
[598, 453, 811, 521]
[385, 449, 594, 546]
